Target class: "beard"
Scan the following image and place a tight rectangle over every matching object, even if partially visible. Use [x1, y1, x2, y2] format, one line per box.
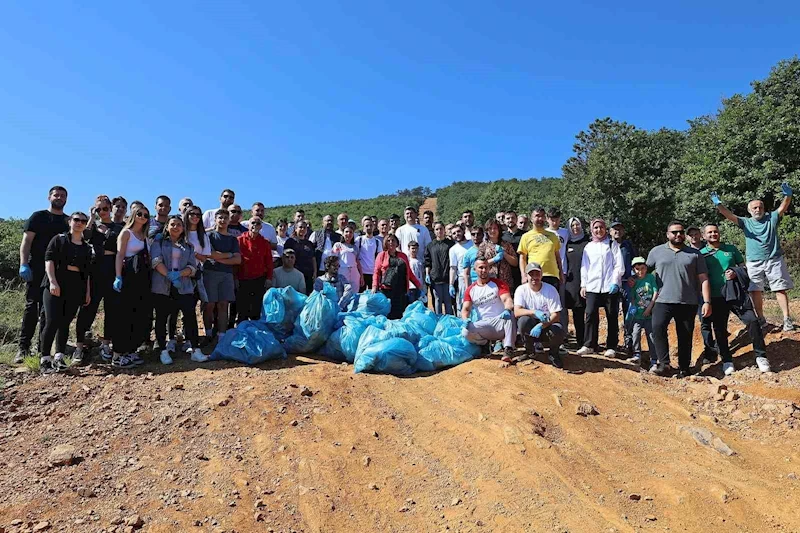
[51, 198, 66, 209]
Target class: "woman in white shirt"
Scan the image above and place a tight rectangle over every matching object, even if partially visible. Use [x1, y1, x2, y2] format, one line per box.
[184, 206, 211, 304]
[331, 226, 361, 293]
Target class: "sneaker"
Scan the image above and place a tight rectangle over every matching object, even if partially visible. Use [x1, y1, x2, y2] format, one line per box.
[100, 343, 113, 362]
[166, 339, 177, 353]
[183, 340, 193, 354]
[576, 346, 594, 356]
[71, 347, 84, 366]
[723, 362, 735, 376]
[493, 341, 503, 353]
[783, 317, 795, 332]
[676, 368, 691, 379]
[534, 342, 544, 354]
[112, 354, 136, 369]
[130, 353, 145, 366]
[40, 356, 55, 374]
[548, 349, 564, 369]
[756, 356, 771, 373]
[630, 352, 641, 363]
[14, 348, 28, 365]
[160, 349, 173, 365]
[603, 348, 616, 357]
[191, 349, 209, 363]
[648, 363, 659, 374]
[53, 353, 69, 372]
[652, 363, 669, 376]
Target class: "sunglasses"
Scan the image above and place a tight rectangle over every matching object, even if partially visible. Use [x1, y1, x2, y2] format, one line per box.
[188, 212, 201, 218]
[229, 210, 242, 214]
[97, 206, 111, 212]
[136, 212, 150, 219]
[72, 217, 88, 224]
[669, 230, 685, 235]
[222, 194, 234, 199]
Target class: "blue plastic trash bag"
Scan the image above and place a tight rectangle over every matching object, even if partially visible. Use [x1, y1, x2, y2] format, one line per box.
[320, 314, 368, 362]
[347, 290, 392, 317]
[264, 286, 307, 340]
[401, 300, 438, 334]
[362, 314, 388, 329]
[211, 320, 286, 365]
[261, 288, 285, 324]
[383, 319, 426, 348]
[354, 337, 418, 375]
[283, 285, 338, 353]
[434, 315, 467, 338]
[415, 334, 478, 372]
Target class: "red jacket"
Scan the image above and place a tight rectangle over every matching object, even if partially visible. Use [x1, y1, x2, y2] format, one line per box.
[237, 233, 273, 281]
[372, 250, 421, 291]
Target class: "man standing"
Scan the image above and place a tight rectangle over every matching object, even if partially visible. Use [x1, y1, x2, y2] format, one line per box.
[686, 226, 705, 251]
[202, 210, 241, 343]
[111, 196, 127, 224]
[203, 189, 235, 229]
[449, 224, 474, 314]
[518, 207, 563, 291]
[547, 207, 570, 335]
[461, 210, 476, 241]
[287, 209, 305, 237]
[503, 211, 524, 290]
[336, 213, 349, 236]
[395, 206, 432, 257]
[646, 221, 711, 377]
[712, 184, 795, 331]
[178, 197, 194, 215]
[700, 224, 769, 375]
[610, 220, 637, 354]
[310, 215, 341, 275]
[227, 204, 247, 237]
[461, 255, 517, 363]
[376, 219, 390, 245]
[236, 217, 273, 323]
[243, 202, 278, 247]
[495, 211, 506, 224]
[388, 214, 401, 234]
[16, 186, 69, 363]
[513, 262, 565, 368]
[149, 195, 172, 238]
[273, 248, 307, 294]
[517, 214, 530, 233]
[422, 210, 436, 240]
[425, 222, 453, 315]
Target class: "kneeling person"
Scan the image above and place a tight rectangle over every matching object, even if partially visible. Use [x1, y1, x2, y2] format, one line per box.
[461, 254, 517, 363]
[513, 262, 565, 368]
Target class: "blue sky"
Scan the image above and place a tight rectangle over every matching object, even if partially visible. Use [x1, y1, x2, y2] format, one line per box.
[1, 1, 798, 219]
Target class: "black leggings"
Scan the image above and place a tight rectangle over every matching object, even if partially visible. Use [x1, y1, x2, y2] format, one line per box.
[113, 268, 151, 354]
[41, 271, 85, 358]
[153, 292, 198, 350]
[584, 292, 620, 350]
[382, 286, 408, 320]
[569, 306, 585, 345]
[76, 254, 117, 341]
[652, 302, 696, 370]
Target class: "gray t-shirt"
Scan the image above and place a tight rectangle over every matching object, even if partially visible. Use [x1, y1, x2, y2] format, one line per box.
[646, 243, 708, 305]
[273, 267, 307, 294]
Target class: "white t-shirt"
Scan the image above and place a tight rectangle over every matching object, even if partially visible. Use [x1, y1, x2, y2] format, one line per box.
[464, 279, 510, 320]
[513, 282, 562, 314]
[332, 241, 358, 269]
[395, 223, 432, 256]
[355, 235, 382, 275]
[547, 227, 569, 266]
[187, 230, 212, 258]
[408, 257, 425, 289]
[449, 241, 474, 277]
[202, 208, 221, 231]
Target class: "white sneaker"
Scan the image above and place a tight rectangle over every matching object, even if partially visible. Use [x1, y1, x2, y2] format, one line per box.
[576, 346, 594, 356]
[756, 357, 771, 373]
[723, 362, 735, 376]
[191, 349, 209, 363]
[183, 340, 193, 354]
[603, 349, 617, 357]
[783, 317, 795, 332]
[166, 339, 177, 353]
[160, 349, 173, 365]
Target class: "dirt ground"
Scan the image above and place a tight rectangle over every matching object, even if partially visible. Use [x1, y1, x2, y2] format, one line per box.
[1, 303, 800, 533]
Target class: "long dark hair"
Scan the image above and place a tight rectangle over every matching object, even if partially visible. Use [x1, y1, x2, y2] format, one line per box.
[184, 206, 206, 248]
[162, 215, 188, 246]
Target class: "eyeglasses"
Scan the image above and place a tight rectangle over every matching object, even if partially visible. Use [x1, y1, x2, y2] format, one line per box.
[229, 210, 242, 214]
[222, 194, 234, 199]
[97, 206, 111, 212]
[669, 230, 685, 235]
[188, 212, 201, 218]
[72, 217, 88, 224]
[136, 212, 150, 219]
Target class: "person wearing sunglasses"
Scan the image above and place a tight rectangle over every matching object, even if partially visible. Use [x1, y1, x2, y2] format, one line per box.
[39, 212, 92, 373]
[202, 189, 235, 230]
[178, 197, 194, 215]
[75, 195, 123, 363]
[16, 186, 70, 365]
[184, 206, 211, 303]
[112, 204, 152, 368]
[645, 220, 711, 378]
[226, 203, 247, 237]
[236, 217, 273, 323]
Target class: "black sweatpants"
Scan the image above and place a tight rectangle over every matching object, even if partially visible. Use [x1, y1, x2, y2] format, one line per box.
[41, 271, 85, 358]
[237, 276, 267, 323]
[518, 315, 566, 352]
[76, 254, 117, 341]
[584, 292, 620, 350]
[113, 269, 151, 354]
[652, 302, 696, 371]
[569, 306, 585, 346]
[701, 296, 766, 362]
[19, 266, 46, 352]
[153, 292, 198, 350]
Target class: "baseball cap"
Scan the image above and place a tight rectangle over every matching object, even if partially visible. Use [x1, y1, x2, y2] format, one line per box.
[282, 248, 296, 256]
[631, 256, 646, 266]
[610, 220, 624, 228]
[525, 262, 543, 274]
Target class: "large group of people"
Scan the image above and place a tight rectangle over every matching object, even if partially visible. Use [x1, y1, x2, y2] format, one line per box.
[15, 183, 795, 377]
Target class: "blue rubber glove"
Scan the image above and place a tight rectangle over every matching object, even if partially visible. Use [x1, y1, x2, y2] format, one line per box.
[626, 305, 638, 319]
[19, 264, 32, 282]
[710, 191, 721, 206]
[782, 182, 793, 197]
[491, 244, 504, 264]
[531, 323, 544, 338]
[113, 276, 123, 293]
[534, 310, 549, 323]
[167, 271, 181, 282]
[500, 309, 512, 321]
[449, 286, 456, 298]
[609, 283, 620, 295]
[425, 274, 431, 285]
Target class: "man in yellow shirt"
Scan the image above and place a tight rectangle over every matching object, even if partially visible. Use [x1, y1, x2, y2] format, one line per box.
[518, 206, 564, 290]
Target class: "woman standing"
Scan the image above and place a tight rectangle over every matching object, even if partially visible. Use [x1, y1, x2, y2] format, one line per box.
[184, 206, 211, 304]
[564, 217, 589, 347]
[576, 218, 624, 357]
[284, 220, 317, 295]
[39, 212, 92, 373]
[76, 195, 123, 363]
[151, 216, 205, 365]
[331, 226, 361, 292]
[373, 234, 422, 319]
[112, 204, 152, 368]
[478, 219, 518, 290]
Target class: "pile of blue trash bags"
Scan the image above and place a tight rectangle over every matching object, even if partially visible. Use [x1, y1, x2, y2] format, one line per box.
[211, 285, 480, 375]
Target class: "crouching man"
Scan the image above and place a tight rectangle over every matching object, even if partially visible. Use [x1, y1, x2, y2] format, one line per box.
[513, 262, 565, 368]
[461, 254, 517, 364]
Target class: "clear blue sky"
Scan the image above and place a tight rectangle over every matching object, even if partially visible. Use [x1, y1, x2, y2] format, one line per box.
[1, 1, 798, 219]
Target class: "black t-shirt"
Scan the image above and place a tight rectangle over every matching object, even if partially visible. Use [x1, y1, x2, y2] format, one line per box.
[86, 221, 124, 257]
[23, 210, 69, 268]
[285, 237, 316, 276]
[502, 229, 524, 248]
[228, 223, 248, 237]
[43, 234, 93, 286]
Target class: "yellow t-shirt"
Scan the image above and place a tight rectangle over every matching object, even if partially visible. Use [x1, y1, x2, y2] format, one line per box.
[517, 229, 561, 278]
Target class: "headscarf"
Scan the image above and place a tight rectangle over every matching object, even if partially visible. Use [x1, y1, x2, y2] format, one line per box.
[589, 218, 608, 243]
[568, 217, 585, 242]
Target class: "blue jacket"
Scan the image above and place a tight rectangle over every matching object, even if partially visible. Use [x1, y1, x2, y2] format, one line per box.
[617, 239, 637, 280]
[150, 237, 198, 296]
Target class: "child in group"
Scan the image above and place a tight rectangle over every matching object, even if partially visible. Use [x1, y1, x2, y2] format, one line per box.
[626, 256, 659, 370]
[407, 241, 426, 303]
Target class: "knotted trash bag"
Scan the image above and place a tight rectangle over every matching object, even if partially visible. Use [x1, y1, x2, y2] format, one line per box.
[354, 337, 418, 376]
[283, 285, 339, 354]
[211, 320, 287, 365]
[434, 315, 467, 338]
[415, 334, 479, 372]
[401, 300, 438, 334]
[263, 286, 307, 340]
[347, 289, 391, 317]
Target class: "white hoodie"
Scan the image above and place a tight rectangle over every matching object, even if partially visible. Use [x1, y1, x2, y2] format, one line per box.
[580, 237, 624, 293]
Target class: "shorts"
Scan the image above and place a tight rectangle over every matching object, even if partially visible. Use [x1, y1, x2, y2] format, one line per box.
[202, 269, 236, 302]
[747, 256, 794, 292]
